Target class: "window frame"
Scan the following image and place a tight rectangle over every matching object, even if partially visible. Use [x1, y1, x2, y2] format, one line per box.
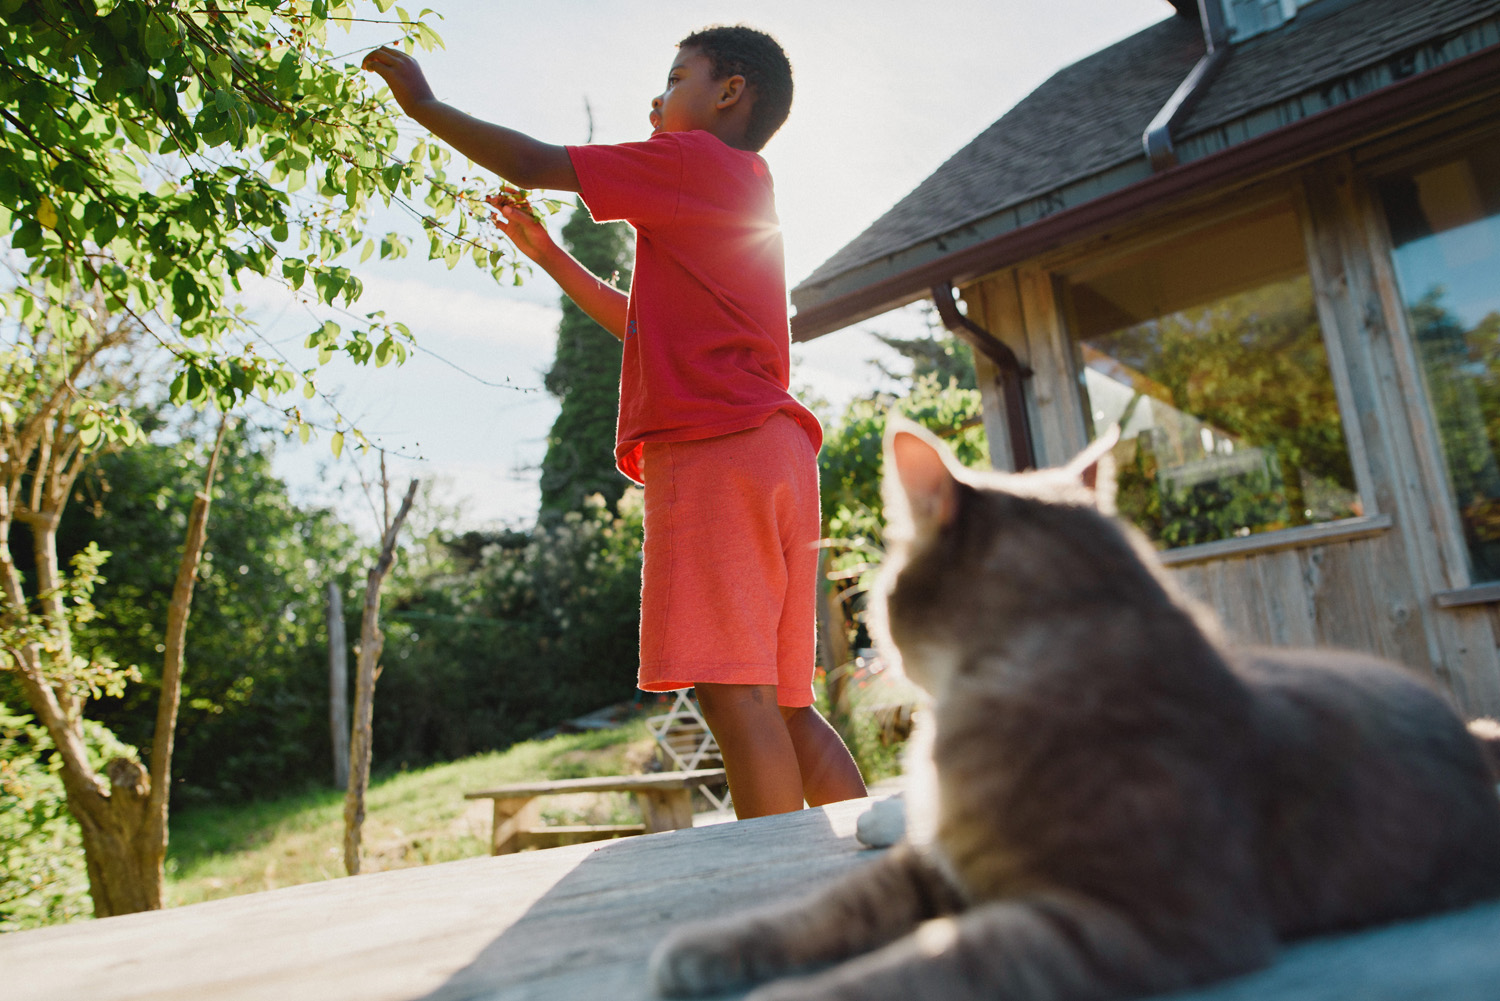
[1034, 180, 1382, 564]
[1359, 121, 1500, 595]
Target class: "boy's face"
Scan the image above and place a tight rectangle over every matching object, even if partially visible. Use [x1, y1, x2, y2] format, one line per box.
[650, 46, 739, 137]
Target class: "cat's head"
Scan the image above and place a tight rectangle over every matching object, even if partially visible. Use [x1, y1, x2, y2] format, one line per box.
[871, 416, 1144, 696]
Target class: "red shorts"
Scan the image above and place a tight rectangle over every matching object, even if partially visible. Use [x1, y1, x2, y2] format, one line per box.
[637, 412, 820, 707]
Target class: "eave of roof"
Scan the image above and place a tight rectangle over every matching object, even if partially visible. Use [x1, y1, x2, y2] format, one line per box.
[790, 0, 1500, 341]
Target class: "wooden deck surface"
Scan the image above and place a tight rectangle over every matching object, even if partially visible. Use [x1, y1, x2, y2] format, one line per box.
[4, 795, 1500, 1000]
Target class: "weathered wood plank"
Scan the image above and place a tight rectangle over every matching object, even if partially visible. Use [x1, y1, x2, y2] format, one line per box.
[0, 800, 875, 1001]
[963, 277, 1025, 472]
[516, 825, 645, 851]
[1305, 542, 1377, 652]
[1349, 535, 1431, 671]
[3, 796, 1500, 1001]
[1017, 266, 1086, 468]
[1255, 548, 1320, 648]
[464, 769, 725, 800]
[1436, 608, 1500, 719]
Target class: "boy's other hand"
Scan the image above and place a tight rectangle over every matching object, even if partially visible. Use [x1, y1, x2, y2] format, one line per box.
[487, 190, 555, 263]
[362, 46, 436, 112]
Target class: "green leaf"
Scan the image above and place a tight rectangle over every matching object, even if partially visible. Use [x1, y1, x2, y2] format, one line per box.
[277, 50, 300, 89]
[330, 431, 344, 458]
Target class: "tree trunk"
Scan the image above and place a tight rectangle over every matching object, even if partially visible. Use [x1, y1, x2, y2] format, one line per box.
[343, 476, 419, 876]
[328, 582, 349, 788]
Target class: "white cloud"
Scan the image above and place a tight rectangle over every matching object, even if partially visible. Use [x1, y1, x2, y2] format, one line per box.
[353, 274, 561, 349]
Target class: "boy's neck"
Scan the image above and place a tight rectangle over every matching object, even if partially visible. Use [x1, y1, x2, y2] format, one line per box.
[700, 121, 755, 151]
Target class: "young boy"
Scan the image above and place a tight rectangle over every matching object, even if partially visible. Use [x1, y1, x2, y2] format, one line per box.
[363, 25, 867, 818]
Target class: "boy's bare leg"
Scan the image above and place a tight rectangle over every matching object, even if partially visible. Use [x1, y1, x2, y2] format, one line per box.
[695, 683, 804, 818]
[780, 705, 868, 806]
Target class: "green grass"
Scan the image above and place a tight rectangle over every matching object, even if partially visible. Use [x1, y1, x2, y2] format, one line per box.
[162, 688, 919, 909]
[166, 721, 656, 906]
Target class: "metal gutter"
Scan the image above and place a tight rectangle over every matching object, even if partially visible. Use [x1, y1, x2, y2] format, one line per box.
[790, 39, 1500, 341]
[1143, 0, 1231, 171]
[930, 282, 1036, 471]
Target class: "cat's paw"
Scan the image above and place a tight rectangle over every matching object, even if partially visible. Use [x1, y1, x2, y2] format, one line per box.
[855, 794, 906, 848]
[650, 924, 775, 998]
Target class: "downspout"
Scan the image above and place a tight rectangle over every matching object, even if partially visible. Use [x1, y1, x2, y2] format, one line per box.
[1144, 0, 1231, 171]
[930, 282, 1036, 471]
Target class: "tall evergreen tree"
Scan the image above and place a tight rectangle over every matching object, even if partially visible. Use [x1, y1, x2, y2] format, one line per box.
[538, 202, 633, 518]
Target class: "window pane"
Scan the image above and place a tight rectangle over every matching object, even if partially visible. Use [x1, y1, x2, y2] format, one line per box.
[1065, 203, 1360, 550]
[1379, 137, 1500, 583]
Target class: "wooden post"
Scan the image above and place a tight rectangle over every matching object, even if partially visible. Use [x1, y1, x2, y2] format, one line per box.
[327, 582, 348, 789]
[634, 788, 695, 833]
[816, 549, 853, 733]
[489, 797, 541, 856]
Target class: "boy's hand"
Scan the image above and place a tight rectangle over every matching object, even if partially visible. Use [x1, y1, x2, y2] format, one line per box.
[487, 188, 556, 263]
[362, 46, 436, 113]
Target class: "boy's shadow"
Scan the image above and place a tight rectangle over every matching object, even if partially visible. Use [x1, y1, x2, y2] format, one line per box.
[415, 805, 871, 1001]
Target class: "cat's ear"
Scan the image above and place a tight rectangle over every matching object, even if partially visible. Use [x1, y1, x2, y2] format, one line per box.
[884, 415, 959, 536]
[1067, 425, 1120, 515]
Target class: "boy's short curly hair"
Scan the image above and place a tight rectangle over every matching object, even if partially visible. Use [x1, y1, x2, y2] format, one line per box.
[679, 25, 793, 151]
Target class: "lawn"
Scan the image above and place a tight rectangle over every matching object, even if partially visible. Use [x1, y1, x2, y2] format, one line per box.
[166, 721, 657, 906]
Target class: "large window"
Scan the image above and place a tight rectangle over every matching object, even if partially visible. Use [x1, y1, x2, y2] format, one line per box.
[1063, 201, 1361, 550]
[1378, 136, 1500, 584]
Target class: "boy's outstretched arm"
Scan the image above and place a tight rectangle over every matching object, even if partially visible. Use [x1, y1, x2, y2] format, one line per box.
[363, 47, 579, 192]
[490, 200, 628, 340]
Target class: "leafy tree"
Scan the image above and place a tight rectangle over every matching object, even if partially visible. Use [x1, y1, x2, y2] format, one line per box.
[0, 705, 134, 930]
[819, 372, 987, 550]
[868, 313, 976, 391]
[0, 0, 550, 917]
[537, 201, 631, 518]
[373, 493, 645, 763]
[1095, 276, 1358, 547]
[1406, 291, 1500, 580]
[816, 373, 986, 658]
[1, 0, 533, 444]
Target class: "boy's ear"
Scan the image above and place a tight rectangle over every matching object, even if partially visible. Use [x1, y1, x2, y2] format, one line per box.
[715, 73, 747, 110]
[1066, 425, 1120, 514]
[884, 415, 959, 539]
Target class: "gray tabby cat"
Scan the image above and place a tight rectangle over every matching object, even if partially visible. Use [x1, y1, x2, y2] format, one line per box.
[650, 418, 1500, 1001]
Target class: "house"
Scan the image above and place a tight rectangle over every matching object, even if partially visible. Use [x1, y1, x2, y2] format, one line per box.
[792, 0, 1500, 716]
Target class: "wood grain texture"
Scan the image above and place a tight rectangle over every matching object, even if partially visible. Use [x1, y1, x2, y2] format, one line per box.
[464, 769, 726, 800]
[3, 797, 1500, 1000]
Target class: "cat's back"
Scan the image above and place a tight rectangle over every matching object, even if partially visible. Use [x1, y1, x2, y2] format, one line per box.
[1234, 647, 1500, 938]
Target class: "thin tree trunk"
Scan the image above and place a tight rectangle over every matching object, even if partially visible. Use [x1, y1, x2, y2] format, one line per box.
[328, 582, 348, 788]
[343, 476, 419, 876]
[142, 415, 229, 905]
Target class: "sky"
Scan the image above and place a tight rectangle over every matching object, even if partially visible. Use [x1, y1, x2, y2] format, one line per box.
[258, 0, 1175, 532]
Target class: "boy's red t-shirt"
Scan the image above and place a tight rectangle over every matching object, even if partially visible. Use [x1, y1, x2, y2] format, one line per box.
[566, 130, 821, 483]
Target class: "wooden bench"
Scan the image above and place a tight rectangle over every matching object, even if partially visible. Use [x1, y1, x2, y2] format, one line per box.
[464, 769, 727, 855]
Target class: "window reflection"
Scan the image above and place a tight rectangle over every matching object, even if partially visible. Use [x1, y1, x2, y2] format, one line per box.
[1379, 137, 1500, 583]
[1065, 202, 1360, 549]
